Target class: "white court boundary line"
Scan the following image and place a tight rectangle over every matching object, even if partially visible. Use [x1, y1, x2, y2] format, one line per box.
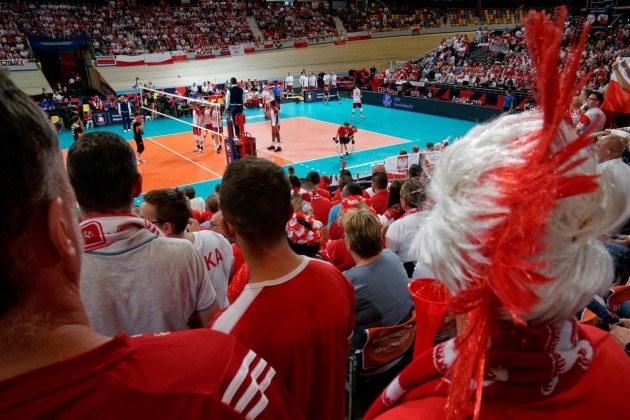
[298, 116, 414, 142]
[143, 136, 223, 178]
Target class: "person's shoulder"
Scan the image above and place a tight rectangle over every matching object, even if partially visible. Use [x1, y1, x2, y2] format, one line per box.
[121, 330, 288, 414]
[152, 235, 197, 254]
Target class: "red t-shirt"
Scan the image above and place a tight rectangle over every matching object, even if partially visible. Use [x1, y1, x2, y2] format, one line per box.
[370, 190, 390, 216]
[0, 331, 302, 419]
[325, 238, 356, 271]
[210, 257, 355, 420]
[337, 126, 350, 138]
[310, 193, 332, 226]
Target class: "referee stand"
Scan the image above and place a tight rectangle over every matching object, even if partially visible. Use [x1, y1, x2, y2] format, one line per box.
[225, 113, 256, 165]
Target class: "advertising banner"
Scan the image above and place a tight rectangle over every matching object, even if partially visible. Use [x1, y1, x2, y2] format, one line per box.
[145, 52, 173, 66]
[95, 55, 116, 67]
[195, 50, 216, 60]
[115, 55, 145, 67]
[170, 50, 187, 62]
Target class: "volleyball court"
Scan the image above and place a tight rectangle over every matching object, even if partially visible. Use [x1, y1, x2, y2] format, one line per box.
[132, 87, 409, 193]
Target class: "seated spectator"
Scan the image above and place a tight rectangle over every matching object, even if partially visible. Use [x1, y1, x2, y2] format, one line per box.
[306, 170, 331, 199]
[66, 132, 220, 336]
[343, 207, 413, 349]
[301, 180, 332, 227]
[369, 172, 389, 215]
[329, 182, 364, 240]
[209, 157, 355, 420]
[0, 70, 300, 419]
[84, 110, 93, 129]
[379, 179, 405, 229]
[140, 188, 234, 309]
[182, 185, 205, 213]
[326, 194, 370, 272]
[286, 211, 329, 262]
[366, 11, 630, 419]
[385, 179, 427, 278]
[365, 163, 387, 197]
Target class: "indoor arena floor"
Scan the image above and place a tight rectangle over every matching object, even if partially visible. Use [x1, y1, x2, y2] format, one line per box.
[59, 98, 476, 205]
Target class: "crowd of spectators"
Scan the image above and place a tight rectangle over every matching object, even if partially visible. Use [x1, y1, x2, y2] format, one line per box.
[385, 21, 630, 96]
[0, 3, 35, 60]
[0, 1, 254, 57]
[339, 4, 440, 33]
[251, 1, 337, 42]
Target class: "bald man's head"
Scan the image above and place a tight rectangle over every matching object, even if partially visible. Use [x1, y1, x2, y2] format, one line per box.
[372, 164, 385, 174]
[595, 134, 626, 163]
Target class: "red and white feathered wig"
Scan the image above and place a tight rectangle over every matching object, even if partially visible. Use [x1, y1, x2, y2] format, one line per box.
[413, 8, 630, 419]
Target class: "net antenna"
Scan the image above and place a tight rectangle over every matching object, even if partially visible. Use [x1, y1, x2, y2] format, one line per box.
[139, 85, 226, 139]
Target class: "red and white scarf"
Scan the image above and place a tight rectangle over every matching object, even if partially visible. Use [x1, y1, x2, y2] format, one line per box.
[365, 319, 593, 419]
[80, 214, 164, 252]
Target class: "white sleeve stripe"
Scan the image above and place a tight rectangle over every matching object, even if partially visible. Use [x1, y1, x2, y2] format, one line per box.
[258, 366, 275, 393]
[250, 358, 268, 382]
[211, 287, 262, 334]
[235, 379, 260, 412]
[245, 394, 269, 420]
[222, 350, 256, 405]
[234, 359, 269, 412]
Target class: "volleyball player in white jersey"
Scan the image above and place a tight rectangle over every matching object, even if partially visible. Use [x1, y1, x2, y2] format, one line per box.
[351, 85, 364, 120]
[202, 103, 220, 154]
[299, 72, 308, 94]
[286, 73, 294, 94]
[331, 71, 341, 104]
[262, 85, 273, 119]
[192, 103, 206, 153]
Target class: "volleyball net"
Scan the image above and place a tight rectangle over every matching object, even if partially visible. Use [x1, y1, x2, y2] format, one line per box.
[138, 86, 228, 143]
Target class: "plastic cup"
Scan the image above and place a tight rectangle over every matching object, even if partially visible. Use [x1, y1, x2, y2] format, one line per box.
[408, 278, 451, 358]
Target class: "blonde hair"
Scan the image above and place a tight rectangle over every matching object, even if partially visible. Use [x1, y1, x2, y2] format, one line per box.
[343, 208, 382, 259]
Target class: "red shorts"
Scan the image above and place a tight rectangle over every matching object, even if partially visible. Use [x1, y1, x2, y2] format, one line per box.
[353, 103, 362, 109]
[193, 127, 202, 135]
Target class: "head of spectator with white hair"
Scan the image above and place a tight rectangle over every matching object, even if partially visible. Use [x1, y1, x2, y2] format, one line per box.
[367, 8, 630, 420]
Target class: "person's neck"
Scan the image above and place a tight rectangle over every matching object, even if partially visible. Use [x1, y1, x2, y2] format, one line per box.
[81, 207, 133, 219]
[0, 288, 110, 381]
[238, 238, 304, 284]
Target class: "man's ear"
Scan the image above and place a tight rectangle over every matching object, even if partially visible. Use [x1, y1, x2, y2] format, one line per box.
[221, 218, 236, 242]
[160, 222, 176, 237]
[132, 173, 143, 199]
[47, 197, 81, 265]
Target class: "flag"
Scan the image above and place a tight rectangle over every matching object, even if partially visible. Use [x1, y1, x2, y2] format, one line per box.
[602, 57, 630, 127]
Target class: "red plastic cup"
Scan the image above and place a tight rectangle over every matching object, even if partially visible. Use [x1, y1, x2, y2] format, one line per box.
[408, 278, 451, 358]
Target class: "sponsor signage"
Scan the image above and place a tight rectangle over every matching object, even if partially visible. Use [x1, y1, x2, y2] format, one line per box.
[93, 112, 108, 127]
[363, 91, 501, 123]
[303, 88, 339, 103]
[0, 59, 37, 71]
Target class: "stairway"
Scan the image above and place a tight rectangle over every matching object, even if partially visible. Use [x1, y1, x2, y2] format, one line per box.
[333, 16, 345, 34]
[247, 16, 263, 41]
